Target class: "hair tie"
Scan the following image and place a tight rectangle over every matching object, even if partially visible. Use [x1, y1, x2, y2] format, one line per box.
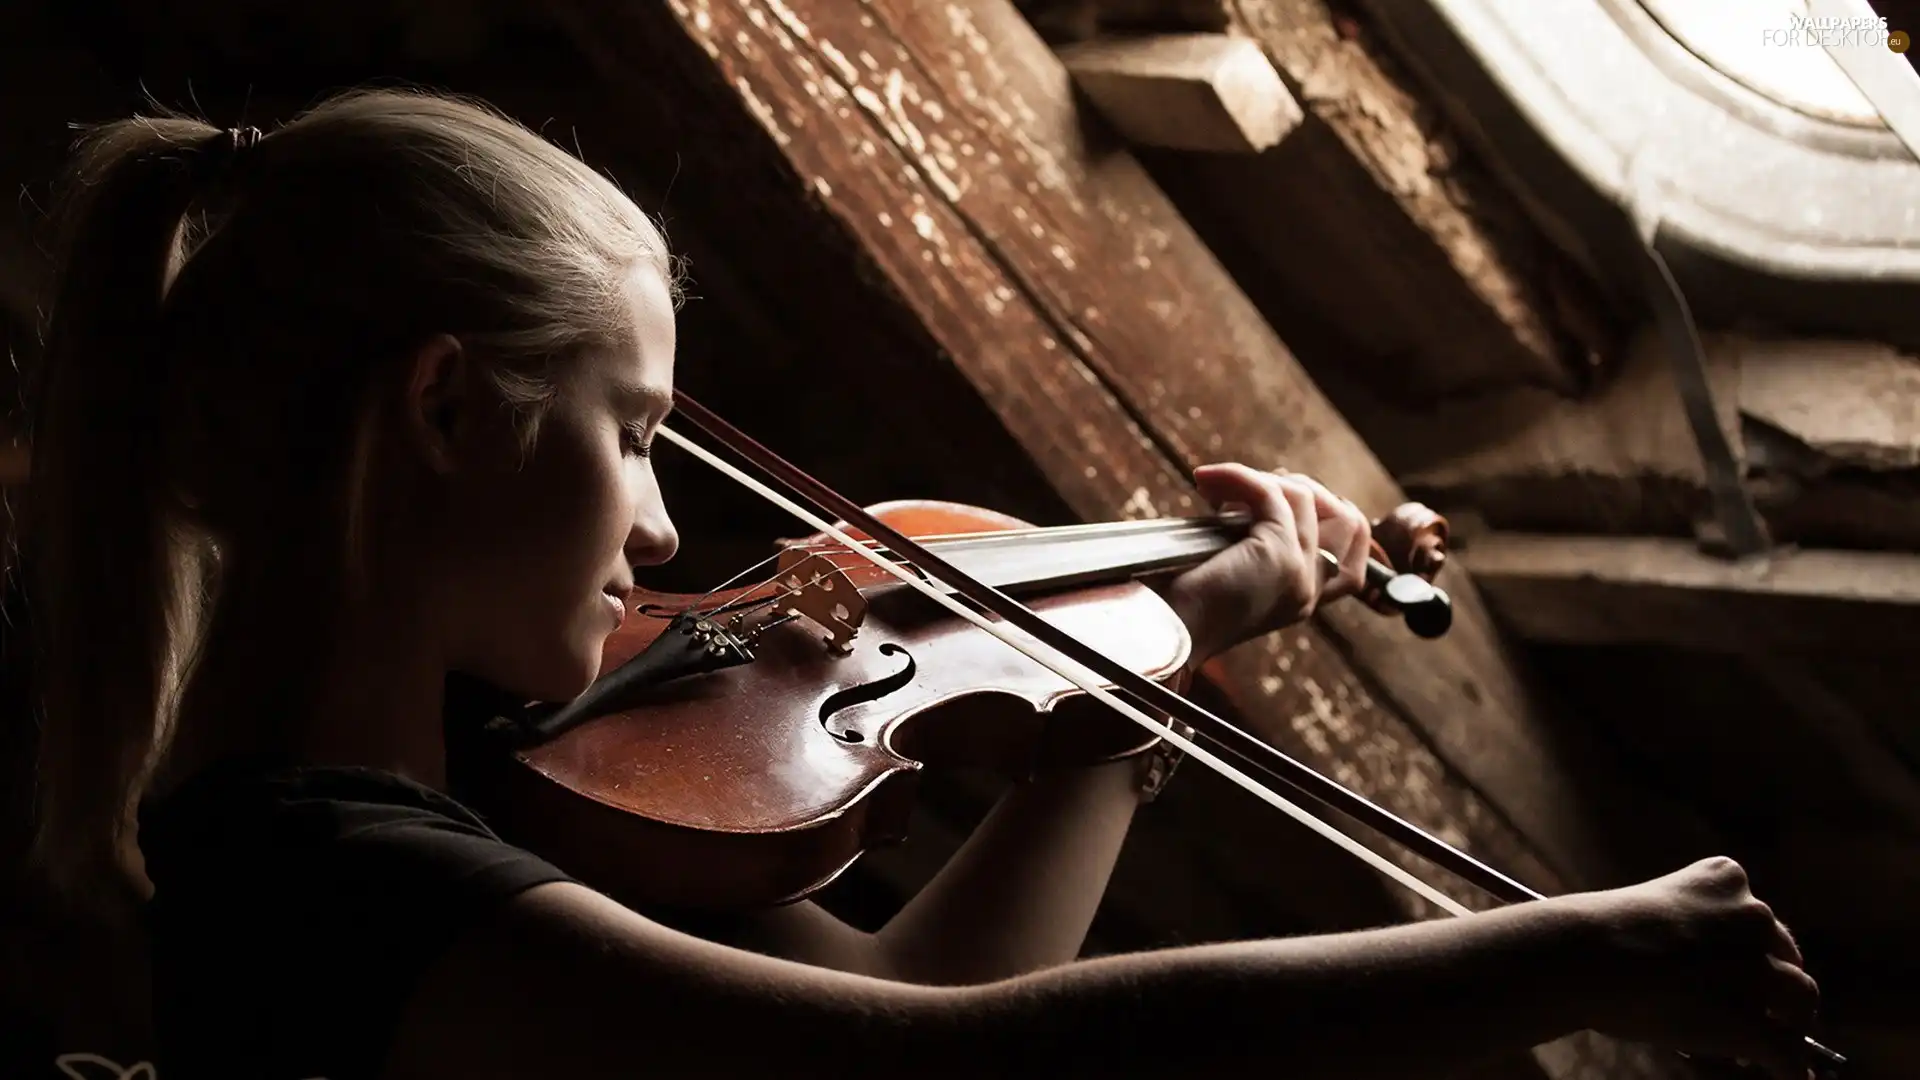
[193, 125, 264, 186]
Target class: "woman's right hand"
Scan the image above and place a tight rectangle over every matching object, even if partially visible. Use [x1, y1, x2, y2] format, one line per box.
[1580, 856, 1820, 1080]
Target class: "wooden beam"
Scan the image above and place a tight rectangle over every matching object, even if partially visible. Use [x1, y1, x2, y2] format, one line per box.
[1113, 0, 1614, 400]
[549, 0, 1681, 899]
[1385, 332, 1920, 553]
[1458, 532, 1920, 654]
[1057, 33, 1300, 153]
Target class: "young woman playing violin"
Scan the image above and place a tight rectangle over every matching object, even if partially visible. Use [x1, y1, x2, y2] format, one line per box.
[15, 88, 1824, 1080]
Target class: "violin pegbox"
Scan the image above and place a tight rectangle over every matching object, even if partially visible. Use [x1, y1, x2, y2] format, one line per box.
[770, 549, 868, 655]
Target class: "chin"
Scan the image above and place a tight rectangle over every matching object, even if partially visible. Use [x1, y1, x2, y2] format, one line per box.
[503, 646, 604, 705]
[551, 646, 605, 701]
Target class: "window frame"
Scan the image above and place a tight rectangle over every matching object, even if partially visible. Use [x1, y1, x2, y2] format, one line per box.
[1356, 0, 1920, 340]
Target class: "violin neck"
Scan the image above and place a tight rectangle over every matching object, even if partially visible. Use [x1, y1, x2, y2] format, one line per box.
[917, 513, 1252, 596]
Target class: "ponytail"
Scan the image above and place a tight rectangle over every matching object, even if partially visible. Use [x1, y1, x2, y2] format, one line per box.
[26, 116, 227, 905]
[1, 90, 680, 1062]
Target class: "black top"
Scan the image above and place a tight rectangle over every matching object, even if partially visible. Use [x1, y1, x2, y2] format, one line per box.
[139, 759, 576, 1080]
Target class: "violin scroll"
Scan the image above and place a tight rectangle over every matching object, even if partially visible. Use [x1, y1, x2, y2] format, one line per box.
[1358, 502, 1452, 639]
[1371, 503, 1448, 579]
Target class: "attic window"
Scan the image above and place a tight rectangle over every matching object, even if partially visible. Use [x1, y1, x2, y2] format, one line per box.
[1640, 0, 1893, 126]
[1357, 0, 1920, 342]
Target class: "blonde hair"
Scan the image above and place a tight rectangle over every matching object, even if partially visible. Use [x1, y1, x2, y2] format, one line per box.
[21, 87, 677, 903]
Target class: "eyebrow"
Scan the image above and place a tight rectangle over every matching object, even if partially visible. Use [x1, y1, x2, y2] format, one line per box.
[616, 384, 675, 418]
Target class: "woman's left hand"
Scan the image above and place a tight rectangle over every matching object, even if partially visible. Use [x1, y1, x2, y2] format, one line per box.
[1163, 463, 1372, 665]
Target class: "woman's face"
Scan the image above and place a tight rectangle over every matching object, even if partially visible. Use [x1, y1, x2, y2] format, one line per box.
[432, 267, 680, 702]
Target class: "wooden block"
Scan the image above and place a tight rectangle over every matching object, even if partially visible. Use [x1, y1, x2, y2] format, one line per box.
[1130, 0, 1607, 399]
[1058, 33, 1301, 152]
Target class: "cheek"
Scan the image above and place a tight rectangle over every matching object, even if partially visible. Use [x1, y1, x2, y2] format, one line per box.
[485, 453, 622, 615]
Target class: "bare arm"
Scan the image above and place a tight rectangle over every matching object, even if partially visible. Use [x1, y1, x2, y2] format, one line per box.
[734, 757, 1144, 982]
[385, 879, 1604, 1080]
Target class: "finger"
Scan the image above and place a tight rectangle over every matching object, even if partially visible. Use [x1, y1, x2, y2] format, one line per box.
[1269, 474, 1320, 576]
[1194, 464, 1294, 538]
[1763, 957, 1819, 1032]
[1340, 517, 1372, 601]
[1292, 475, 1371, 601]
[1769, 919, 1805, 968]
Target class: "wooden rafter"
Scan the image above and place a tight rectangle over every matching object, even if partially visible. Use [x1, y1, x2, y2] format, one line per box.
[1381, 331, 1920, 553]
[1109, 0, 1617, 401]
[1460, 532, 1920, 655]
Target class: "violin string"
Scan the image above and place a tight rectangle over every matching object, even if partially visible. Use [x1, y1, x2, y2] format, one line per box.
[698, 569, 846, 622]
[784, 514, 1247, 559]
[656, 423, 1472, 917]
[680, 549, 786, 618]
[677, 559, 893, 630]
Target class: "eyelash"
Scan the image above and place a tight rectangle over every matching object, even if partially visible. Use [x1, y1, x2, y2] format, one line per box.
[620, 422, 652, 458]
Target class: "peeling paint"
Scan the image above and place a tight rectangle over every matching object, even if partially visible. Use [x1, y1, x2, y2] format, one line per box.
[734, 75, 790, 146]
[846, 68, 966, 203]
[818, 40, 860, 84]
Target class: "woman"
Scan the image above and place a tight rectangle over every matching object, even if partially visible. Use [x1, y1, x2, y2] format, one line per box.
[14, 88, 1819, 1080]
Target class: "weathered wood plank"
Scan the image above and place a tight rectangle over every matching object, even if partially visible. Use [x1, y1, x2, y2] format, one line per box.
[1384, 332, 1920, 552]
[629, 0, 1640, 886]
[1119, 0, 1614, 400]
[1458, 532, 1920, 655]
[1057, 33, 1301, 153]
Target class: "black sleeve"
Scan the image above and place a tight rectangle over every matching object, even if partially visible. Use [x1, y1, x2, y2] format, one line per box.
[142, 763, 575, 1080]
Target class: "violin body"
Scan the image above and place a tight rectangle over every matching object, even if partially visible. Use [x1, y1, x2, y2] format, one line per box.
[465, 500, 1191, 912]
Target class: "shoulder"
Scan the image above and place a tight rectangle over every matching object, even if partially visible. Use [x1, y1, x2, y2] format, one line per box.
[140, 758, 578, 1079]
[144, 756, 488, 844]
[143, 756, 580, 935]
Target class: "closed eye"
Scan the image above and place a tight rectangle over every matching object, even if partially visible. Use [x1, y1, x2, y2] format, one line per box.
[620, 421, 653, 458]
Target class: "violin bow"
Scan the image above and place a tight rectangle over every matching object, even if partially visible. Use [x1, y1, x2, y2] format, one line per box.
[661, 391, 1844, 1079]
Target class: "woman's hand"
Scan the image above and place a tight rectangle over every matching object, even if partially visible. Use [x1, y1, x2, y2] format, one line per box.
[1163, 463, 1372, 665]
[1580, 857, 1821, 1080]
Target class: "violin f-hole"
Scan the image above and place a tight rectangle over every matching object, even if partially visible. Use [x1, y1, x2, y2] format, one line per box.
[819, 643, 916, 743]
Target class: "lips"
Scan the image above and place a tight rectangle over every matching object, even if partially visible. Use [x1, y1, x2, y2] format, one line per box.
[603, 590, 628, 627]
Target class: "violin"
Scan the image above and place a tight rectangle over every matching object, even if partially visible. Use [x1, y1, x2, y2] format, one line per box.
[454, 392, 1843, 1079]
[464, 494, 1448, 912]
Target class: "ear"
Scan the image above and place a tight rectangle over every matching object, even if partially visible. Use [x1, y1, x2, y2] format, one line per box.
[402, 333, 471, 474]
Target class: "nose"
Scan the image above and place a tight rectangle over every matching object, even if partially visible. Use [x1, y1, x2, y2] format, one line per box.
[626, 504, 679, 568]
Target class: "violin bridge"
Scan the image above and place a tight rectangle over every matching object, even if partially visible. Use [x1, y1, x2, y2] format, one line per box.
[771, 551, 867, 655]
